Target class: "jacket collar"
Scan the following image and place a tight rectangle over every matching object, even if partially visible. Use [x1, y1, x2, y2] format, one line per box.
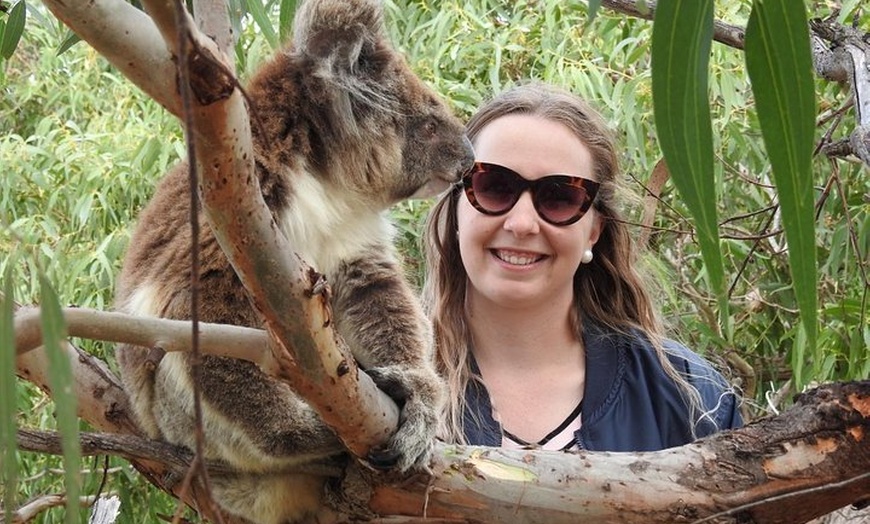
[462, 320, 627, 446]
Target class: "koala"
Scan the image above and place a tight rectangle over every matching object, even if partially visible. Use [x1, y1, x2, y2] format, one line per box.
[113, 0, 474, 522]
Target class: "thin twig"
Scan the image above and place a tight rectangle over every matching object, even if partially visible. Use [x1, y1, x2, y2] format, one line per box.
[728, 206, 778, 298]
[601, 0, 746, 49]
[172, 1, 223, 523]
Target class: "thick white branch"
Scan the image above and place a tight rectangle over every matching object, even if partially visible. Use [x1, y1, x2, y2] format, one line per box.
[14, 306, 279, 374]
[193, 0, 235, 70]
[41, 0, 400, 457]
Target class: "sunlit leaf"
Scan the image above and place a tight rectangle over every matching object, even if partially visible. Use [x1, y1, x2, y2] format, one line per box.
[745, 0, 817, 386]
[651, 0, 729, 333]
[39, 274, 81, 524]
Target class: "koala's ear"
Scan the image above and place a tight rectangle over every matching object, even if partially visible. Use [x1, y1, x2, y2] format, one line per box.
[292, 0, 385, 75]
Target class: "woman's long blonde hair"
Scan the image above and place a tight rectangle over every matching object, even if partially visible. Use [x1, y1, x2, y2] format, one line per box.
[422, 82, 703, 443]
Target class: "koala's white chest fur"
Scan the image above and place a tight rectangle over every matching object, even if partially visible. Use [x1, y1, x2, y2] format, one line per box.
[277, 169, 394, 275]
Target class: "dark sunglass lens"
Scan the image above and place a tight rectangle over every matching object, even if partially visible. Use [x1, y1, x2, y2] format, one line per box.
[472, 167, 521, 213]
[535, 181, 587, 224]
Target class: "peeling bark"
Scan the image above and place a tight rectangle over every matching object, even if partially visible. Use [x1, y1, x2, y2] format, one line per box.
[351, 382, 869, 523]
[811, 18, 870, 166]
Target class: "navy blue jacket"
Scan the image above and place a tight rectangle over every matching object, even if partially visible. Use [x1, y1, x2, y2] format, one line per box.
[463, 323, 743, 451]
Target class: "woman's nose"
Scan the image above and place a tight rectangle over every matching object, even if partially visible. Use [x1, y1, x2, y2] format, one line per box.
[503, 191, 540, 236]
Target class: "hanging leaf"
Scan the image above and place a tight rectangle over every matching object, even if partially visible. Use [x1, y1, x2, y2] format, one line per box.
[0, 267, 17, 523]
[38, 275, 81, 524]
[245, 0, 279, 50]
[278, 0, 297, 43]
[586, 0, 602, 25]
[0, 0, 25, 60]
[56, 28, 82, 56]
[745, 0, 817, 386]
[651, 0, 729, 334]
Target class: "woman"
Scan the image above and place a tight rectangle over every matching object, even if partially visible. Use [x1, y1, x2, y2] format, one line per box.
[423, 82, 742, 451]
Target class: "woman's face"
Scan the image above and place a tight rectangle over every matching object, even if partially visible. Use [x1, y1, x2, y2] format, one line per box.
[457, 114, 603, 311]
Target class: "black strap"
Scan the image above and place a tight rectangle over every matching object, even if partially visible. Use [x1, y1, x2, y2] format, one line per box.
[502, 400, 583, 447]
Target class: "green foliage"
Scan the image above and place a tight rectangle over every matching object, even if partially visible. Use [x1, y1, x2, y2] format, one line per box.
[244, 0, 279, 49]
[0, 0, 26, 60]
[2, 0, 869, 521]
[2, 19, 183, 521]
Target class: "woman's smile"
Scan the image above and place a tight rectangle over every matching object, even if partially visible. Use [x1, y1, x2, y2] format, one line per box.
[490, 249, 547, 267]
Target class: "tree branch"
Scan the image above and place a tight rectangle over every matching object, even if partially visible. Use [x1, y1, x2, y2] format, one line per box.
[10, 291, 870, 523]
[146, 0, 402, 463]
[41, 0, 401, 460]
[602, 1, 870, 167]
[7, 494, 105, 524]
[601, 0, 746, 50]
[811, 18, 870, 166]
[14, 306, 278, 370]
[192, 0, 235, 68]
[363, 381, 870, 523]
[20, 2, 870, 522]
[16, 429, 343, 478]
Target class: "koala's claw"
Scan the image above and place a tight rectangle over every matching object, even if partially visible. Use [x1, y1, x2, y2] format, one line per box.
[365, 445, 402, 470]
[366, 367, 410, 403]
[364, 365, 441, 473]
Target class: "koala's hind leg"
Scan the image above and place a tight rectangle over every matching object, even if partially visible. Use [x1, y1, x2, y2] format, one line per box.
[210, 471, 331, 524]
[152, 352, 345, 472]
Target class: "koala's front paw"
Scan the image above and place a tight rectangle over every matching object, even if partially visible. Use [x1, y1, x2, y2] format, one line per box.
[364, 366, 444, 472]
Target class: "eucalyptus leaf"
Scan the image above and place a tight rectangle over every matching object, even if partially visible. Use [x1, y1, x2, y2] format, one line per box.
[0, 266, 17, 524]
[745, 0, 817, 386]
[651, 0, 729, 334]
[245, 0, 279, 50]
[278, 0, 297, 43]
[586, 0, 602, 25]
[39, 274, 81, 524]
[0, 0, 25, 59]
[56, 29, 81, 56]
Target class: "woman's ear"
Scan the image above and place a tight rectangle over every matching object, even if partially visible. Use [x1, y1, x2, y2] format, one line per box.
[587, 211, 604, 248]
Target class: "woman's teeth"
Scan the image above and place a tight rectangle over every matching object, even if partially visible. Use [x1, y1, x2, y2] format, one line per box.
[494, 250, 541, 266]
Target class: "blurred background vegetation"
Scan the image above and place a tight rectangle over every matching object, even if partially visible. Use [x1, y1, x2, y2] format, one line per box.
[1, 0, 868, 521]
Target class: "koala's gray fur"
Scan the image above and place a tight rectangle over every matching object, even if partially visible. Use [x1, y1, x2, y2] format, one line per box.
[113, 0, 474, 522]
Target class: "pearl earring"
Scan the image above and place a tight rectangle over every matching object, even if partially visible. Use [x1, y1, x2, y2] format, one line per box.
[581, 249, 593, 264]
